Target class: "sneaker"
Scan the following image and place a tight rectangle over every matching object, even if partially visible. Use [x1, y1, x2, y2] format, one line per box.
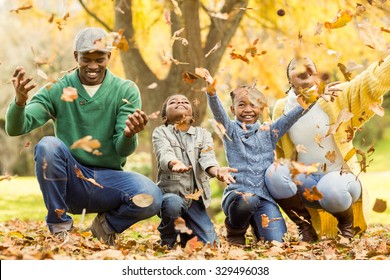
[91, 213, 118, 246]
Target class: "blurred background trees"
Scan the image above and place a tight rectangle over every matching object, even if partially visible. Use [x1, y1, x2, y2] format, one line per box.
[0, 0, 389, 178]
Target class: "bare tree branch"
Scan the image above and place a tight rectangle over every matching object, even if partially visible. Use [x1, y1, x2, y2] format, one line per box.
[77, 0, 113, 32]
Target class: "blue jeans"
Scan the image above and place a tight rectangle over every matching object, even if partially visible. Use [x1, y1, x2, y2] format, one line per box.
[158, 193, 218, 247]
[265, 164, 362, 213]
[34, 136, 163, 234]
[222, 191, 287, 242]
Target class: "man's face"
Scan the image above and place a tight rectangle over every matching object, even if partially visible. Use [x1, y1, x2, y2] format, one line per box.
[74, 51, 111, 85]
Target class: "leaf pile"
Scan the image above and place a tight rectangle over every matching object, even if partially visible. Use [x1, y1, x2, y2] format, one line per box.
[1, 219, 389, 260]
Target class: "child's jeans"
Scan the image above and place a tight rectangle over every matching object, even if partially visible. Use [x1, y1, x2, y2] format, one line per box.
[222, 191, 287, 242]
[158, 193, 218, 247]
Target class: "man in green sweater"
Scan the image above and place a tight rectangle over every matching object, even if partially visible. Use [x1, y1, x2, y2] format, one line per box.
[5, 27, 163, 246]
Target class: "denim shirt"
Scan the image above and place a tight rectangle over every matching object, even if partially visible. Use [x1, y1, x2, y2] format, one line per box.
[207, 94, 307, 204]
[152, 124, 219, 208]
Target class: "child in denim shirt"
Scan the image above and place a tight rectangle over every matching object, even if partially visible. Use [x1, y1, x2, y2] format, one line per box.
[204, 70, 313, 245]
[152, 94, 237, 248]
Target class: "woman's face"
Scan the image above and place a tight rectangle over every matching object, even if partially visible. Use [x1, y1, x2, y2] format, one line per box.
[288, 57, 317, 92]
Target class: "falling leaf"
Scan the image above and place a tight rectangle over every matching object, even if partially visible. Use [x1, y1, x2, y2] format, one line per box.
[346, 61, 363, 72]
[19, 141, 32, 155]
[36, 68, 48, 80]
[170, 0, 182, 16]
[61, 87, 78, 102]
[208, 119, 232, 141]
[325, 150, 337, 163]
[201, 146, 213, 153]
[147, 111, 160, 119]
[92, 150, 102, 156]
[48, 13, 55, 23]
[372, 198, 387, 213]
[290, 161, 320, 179]
[337, 63, 352, 81]
[184, 189, 203, 201]
[261, 214, 283, 228]
[229, 49, 250, 64]
[131, 194, 154, 208]
[182, 71, 199, 84]
[234, 190, 255, 204]
[314, 133, 324, 148]
[303, 186, 324, 202]
[205, 41, 221, 58]
[357, 20, 389, 53]
[174, 115, 193, 131]
[147, 82, 158, 89]
[122, 98, 132, 104]
[369, 103, 384, 117]
[9, 4, 33, 13]
[192, 98, 200, 106]
[55, 209, 65, 219]
[70, 136, 101, 153]
[184, 236, 203, 254]
[296, 144, 308, 154]
[0, 175, 12, 182]
[194, 67, 209, 79]
[210, 12, 229, 20]
[74, 165, 104, 188]
[162, 50, 189, 65]
[324, 9, 353, 30]
[59, 65, 78, 74]
[174, 217, 192, 235]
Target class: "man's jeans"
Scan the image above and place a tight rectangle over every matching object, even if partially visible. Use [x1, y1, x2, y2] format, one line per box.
[34, 136, 162, 234]
[222, 191, 287, 242]
[158, 193, 218, 247]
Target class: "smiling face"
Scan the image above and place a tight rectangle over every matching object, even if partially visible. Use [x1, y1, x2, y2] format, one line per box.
[230, 90, 262, 125]
[287, 57, 317, 93]
[74, 51, 111, 85]
[162, 94, 193, 125]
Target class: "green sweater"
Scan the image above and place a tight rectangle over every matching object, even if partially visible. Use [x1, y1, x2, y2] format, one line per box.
[6, 69, 140, 170]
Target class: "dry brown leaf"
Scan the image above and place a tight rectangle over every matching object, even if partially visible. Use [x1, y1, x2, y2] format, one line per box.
[290, 161, 320, 179]
[201, 145, 213, 153]
[184, 189, 203, 201]
[0, 175, 12, 182]
[314, 134, 324, 148]
[61, 87, 78, 102]
[147, 111, 160, 119]
[325, 150, 337, 163]
[261, 214, 283, 228]
[183, 236, 203, 254]
[234, 190, 255, 204]
[205, 41, 221, 58]
[174, 217, 192, 235]
[55, 209, 65, 219]
[337, 63, 352, 81]
[192, 98, 200, 106]
[70, 136, 101, 153]
[372, 198, 387, 213]
[296, 144, 308, 154]
[10, 4, 33, 13]
[131, 194, 154, 208]
[208, 119, 232, 141]
[357, 20, 389, 53]
[174, 115, 193, 131]
[182, 71, 199, 84]
[169, 28, 188, 47]
[302, 186, 324, 202]
[74, 165, 104, 188]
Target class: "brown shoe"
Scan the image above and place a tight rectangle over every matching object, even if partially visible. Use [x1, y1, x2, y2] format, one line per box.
[91, 213, 118, 246]
[224, 218, 248, 245]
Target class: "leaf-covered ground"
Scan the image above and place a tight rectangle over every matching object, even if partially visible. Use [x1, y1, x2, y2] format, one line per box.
[1, 219, 389, 260]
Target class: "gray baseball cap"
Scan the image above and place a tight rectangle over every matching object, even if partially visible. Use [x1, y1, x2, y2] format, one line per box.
[74, 27, 112, 53]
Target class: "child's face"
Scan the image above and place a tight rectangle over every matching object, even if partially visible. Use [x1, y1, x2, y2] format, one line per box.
[164, 95, 193, 124]
[230, 92, 262, 124]
[288, 57, 317, 92]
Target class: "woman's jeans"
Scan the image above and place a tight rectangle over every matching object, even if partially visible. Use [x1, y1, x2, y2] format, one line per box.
[222, 191, 287, 242]
[158, 193, 218, 247]
[265, 164, 362, 213]
[34, 136, 163, 234]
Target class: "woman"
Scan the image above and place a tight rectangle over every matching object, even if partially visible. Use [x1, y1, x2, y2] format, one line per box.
[266, 55, 390, 241]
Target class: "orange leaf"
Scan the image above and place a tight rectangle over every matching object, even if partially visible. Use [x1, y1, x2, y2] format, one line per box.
[184, 236, 203, 254]
[324, 9, 353, 30]
[182, 71, 199, 84]
[174, 217, 192, 235]
[184, 189, 204, 200]
[74, 165, 104, 188]
[303, 186, 324, 202]
[61, 87, 78, 102]
[325, 150, 337, 163]
[55, 208, 65, 219]
[174, 115, 193, 131]
[372, 198, 387, 213]
[70, 136, 101, 153]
